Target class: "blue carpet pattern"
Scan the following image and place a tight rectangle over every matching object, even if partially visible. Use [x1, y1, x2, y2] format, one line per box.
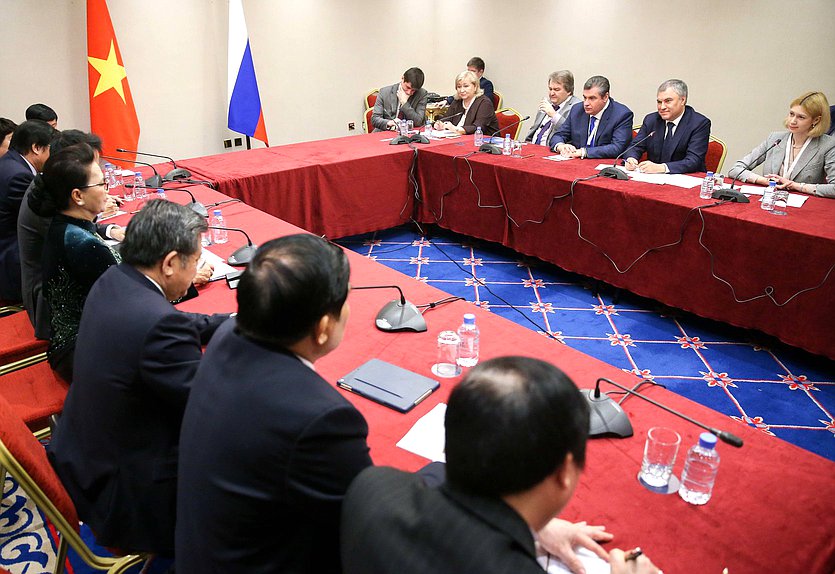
[337, 224, 835, 463]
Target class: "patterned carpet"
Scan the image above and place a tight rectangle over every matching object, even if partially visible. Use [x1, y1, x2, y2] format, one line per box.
[337, 223, 835, 463]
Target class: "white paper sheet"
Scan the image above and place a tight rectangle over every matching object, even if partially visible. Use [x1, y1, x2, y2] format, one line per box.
[200, 248, 239, 281]
[396, 403, 447, 462]
[543, 154, 574, 162]
[537, 546, 611, 574]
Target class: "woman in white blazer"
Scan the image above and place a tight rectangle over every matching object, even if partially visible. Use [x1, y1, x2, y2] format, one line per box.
[729, 91, 834, 198]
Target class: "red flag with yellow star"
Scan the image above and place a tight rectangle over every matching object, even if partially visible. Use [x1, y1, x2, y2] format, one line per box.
[87, 0, 140, 168]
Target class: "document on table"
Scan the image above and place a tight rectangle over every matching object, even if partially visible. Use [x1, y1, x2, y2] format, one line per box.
[200, 248, 238, 281]
[594, 165, 702, 189]
[396, 403, 447, 462]
[738, 185, 808, 207]
[543, 154, 574, 162]
[537, 546, 610, 574]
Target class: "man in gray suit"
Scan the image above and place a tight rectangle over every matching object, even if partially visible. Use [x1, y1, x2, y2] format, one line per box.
[370, 67, 428, 132]
[525, 70, 581, 146]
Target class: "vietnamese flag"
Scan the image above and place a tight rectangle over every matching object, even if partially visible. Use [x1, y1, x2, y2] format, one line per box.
[87, 0, 140, 168]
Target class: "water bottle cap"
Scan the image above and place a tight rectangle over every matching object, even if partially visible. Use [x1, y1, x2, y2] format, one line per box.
[698, 432, 718, 449]
[706, 171, 714, 176]
[157, 189, 164, 193]
[768, 180, 777, 186]
[105, 163, 113, 167]
[135, 171, 142, 176]
[463, 313, 476, 324]
[213, 209, 222, 216]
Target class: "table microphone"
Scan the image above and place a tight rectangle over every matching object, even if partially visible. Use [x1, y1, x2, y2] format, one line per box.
[599, 130, 655, 180]
[712, 138, 782, 203]
[158, 186, 208, 217]
[479, 116, 531, 155]
[100, 154, 163, 187]
[351, 285, 427, 332]
[583, 377, 744, 447]
[117, 147, 192, 181]
[206, 226, 258, 266]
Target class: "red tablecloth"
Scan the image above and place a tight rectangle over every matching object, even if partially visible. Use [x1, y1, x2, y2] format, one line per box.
[106, 187, 835, 574]
[417, 139, 835, 360]
[174, 133, 454, 238]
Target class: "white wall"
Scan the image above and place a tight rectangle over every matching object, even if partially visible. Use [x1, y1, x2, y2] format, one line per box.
[2, 0, 833, 165]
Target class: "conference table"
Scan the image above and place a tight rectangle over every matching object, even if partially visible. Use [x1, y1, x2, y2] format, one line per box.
[166, 132, 835, 360]
[111, 185, 835, 574]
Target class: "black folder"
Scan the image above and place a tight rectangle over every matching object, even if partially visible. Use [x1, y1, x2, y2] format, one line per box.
[337, 359, 440, 413]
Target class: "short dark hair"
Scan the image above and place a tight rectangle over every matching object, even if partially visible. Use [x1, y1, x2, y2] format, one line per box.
[583, 75, 610, 97]
[403, 67, 425, 91]
[467, 56, 485, 72]
[25, 103, 58, 123]
[120, 200, 207, 267]
[236, 234, 350, 348]
[445, 356, 589, 497]
[0, 118, 17, 141]
[31, 143, 96, 215]
[9, 120, 55, 155]
[50, 129, 103, 156]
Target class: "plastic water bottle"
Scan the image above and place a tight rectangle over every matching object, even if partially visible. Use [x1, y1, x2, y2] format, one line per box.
[425, 118, 433, 137]
[155, 188, 167, 201]
[456, 313, 480, 368]
[474, 126, 484, 147]
[761, 180, 776, 211]
[398, 119, 408, 136]
[699, 171, 715, 199]
[210, 209, 228, 244]
[502, 134, 512, 156]
[678, 432, 720, 505]
[133, 172, 147, 204]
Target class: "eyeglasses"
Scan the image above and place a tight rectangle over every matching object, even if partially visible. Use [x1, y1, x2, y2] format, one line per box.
[79, 180, 109, 191]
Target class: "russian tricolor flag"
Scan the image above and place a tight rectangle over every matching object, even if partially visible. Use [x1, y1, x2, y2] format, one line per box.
[228, 0, 268, 145]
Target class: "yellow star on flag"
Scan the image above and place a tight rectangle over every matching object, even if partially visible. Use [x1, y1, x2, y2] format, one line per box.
[88, 40, 127, 102]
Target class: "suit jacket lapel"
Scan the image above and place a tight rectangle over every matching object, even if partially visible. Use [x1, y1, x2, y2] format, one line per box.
[790, 137, 820, 179]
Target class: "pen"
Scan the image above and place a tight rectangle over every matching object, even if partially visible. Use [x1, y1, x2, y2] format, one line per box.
[625, 548, 643, 561]
[520, 154, 535, 159]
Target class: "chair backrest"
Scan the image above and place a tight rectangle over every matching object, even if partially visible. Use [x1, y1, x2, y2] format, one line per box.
[495, 108, 524, 140]
[365, 90, 379, 110]
[364, 108, 374, 133]
[491, 90, 503, 111]
[706, 135, 727, 174]
[0, 310, 48, 368]
[0, 394, 145, 572]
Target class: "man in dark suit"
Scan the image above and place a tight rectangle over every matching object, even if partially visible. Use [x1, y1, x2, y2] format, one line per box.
[549, 75, 633, 159]
[828, 104, 835, 136]
[176, 234, 373, 573]
[624, 79, 711, 174]
[467, 56, 495, 106]
[48, 200, 228, 556]
[371, 67, 429, 132]
[0, 120, 54, 300]
[342, 357, 661, 574]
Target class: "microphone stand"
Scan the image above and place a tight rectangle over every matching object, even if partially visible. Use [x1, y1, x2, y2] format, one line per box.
[479, 116, 531, 155]
[207, 226, 258, 266]
[583, 377, 743, 447]
[711, 138, 782, 203]
[599, 130, 656, 180]
[101, 154, 163, 188]
[117, 147, 192, 181]
[351, 285, 427, 332]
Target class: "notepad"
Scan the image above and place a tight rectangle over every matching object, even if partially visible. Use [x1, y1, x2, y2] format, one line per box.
[337, 359, 440, 413]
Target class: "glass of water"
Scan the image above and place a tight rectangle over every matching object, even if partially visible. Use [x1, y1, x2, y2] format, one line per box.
[772, 188, 789, 216]
[638, 427, 681, 491]
[431, 331, 461, 378]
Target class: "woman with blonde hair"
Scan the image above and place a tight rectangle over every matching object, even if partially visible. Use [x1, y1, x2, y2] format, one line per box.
[728, 91, 834, 197]
[435, 70, 499, 136]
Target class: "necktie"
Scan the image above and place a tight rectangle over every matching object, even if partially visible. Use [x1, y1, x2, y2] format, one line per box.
[661, 121, 675, 161]
[534, 106, 558, 145]
[587, 116, 597, 146]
